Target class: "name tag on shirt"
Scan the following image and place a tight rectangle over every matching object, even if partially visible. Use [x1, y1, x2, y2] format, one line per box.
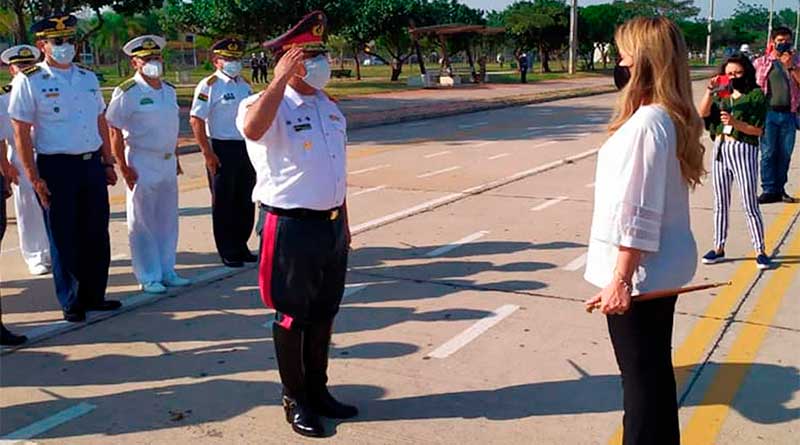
[293, 123, 312, 132]
[140, 97, 155, 105]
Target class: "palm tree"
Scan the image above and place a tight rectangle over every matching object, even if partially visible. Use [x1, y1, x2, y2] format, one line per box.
[87, 12, 144, 76]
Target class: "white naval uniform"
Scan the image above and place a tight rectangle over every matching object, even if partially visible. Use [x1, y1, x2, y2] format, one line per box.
[190, 71, 252, 140]
[235, 85, 347, 210]
[105, 73, 180, 284]
[0, 84, 51, 272]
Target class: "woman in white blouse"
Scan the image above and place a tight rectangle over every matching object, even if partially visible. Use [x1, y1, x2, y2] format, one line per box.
[583, 17, 706, 445]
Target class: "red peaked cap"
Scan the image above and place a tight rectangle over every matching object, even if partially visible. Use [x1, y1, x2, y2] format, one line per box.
[263, 11, 328, 57]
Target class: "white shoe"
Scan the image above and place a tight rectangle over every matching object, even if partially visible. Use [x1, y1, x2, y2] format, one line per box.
[141, 282, 168, 294]
[28, 264, 51, 276]
[163, 272, 191, 287]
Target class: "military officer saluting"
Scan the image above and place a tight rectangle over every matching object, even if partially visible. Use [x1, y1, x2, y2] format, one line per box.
[237, 11, 356, 438]
[106, 35, 191, 294]
[0, 45, 52, 276]
[8, 14, 121, 322]
[190, 38, 256, 268]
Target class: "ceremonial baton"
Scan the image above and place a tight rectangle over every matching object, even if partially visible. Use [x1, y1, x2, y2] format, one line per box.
[586, 281, 732, 313]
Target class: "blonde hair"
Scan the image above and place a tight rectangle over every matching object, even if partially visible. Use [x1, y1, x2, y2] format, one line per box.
[610, 17, 706, 188]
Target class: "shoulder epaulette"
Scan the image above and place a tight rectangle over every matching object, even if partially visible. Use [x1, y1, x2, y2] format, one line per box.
[76, 63, 95, 72]
[22, 65, 41, 76]
[205, 75, 218, 86]
[118, 78, 136, 92]
[1, 84, 11, 94]
[163, 80, 176, 89]
[322, 90, 338, 103]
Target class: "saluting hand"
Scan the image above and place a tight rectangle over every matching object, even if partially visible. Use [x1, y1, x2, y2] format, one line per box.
[31, 177, 51, 208]
[121, 165, 137, 191]
[274, 47, 305, 82]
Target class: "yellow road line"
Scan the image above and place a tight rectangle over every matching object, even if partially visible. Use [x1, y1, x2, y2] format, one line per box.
[608, 194, 800, 445]
[681, 217, 800, 444]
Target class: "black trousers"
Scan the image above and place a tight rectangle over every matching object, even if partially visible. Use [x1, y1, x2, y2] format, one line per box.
[37, 151, 110, 312]
[0, 174, 6, 243]
[251, 68, 259, 83]
[520, 69, 528, 84]
[607, 296, 680, 445]
[207, 139, 257, 261]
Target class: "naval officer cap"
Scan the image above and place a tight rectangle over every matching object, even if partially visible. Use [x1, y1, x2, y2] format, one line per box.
[1, 45, 41, 65]
[122, 35, 166, 58]
[211, 38, 245, 59]
[30, 14, 78, 39]
[263, 11, 328, 58]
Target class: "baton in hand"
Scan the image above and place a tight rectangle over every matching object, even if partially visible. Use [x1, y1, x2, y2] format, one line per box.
[586, 282, 732, 313]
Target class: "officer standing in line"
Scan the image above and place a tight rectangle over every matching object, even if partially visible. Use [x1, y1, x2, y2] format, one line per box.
[106, 35, 191, 294]
[519, 52, 529, 84]
[9, 14, 121, 322]
[250, 53, 260, 84]
[0, 45, 52, 277]
[0, 88, 27, 346]
[237, 11, 356, 438]
[190, 38, 257, 268]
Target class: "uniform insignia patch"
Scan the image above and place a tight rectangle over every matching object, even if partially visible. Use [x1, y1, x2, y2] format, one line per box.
[1, 84, 11, 94]
[45, 92, 59, 98]
[22, 65, 41, 76]
[293, 123, 312, 132]
[303, 140, 313, 150]
[140, 97, 154, 105]
[206, 76, 218, 86]
[223, 92, 235, 101]
[54, 106, 60, 113]
[119, 78, 136, 92]
[198, 93, 209, 102]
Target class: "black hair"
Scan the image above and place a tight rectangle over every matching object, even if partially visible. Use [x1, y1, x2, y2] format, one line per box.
[772, 26, 793, 40]
[718, 53, 758, 94]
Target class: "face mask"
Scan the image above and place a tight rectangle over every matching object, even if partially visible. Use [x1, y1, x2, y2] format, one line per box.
[50, 43, 75, 64]
[776, 42, 793, 53]
[730, 76, 749, 93]
[613, 62, 631, 90]
[141, 60, 163, 78]
[222, 60, 242, 78]
[302, 55, 331, 90]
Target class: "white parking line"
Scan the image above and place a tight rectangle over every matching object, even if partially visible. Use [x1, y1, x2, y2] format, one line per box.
[427, 304, 519, 358]
[405, 121, 428, 127]
[350, 164, 390, 175]
[425, 231, 489, 257]
[424, 150, 452, 159]
[472, 141, 496, 148]
[458, 121, 488, 129]
[343, 283, 370, 298]
[350, 185, 387, 197]
[417, 166, 461, 179]
[575, 132, 592, 138]
[531, 196, 568, 211]
[2, 402, 96, 441]
[488, 153, 511, 160]
[532, 140, 558, 149]
[563, 252, 588, 272]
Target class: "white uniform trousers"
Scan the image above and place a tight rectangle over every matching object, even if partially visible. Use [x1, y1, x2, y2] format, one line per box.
[126, 148, 179, 284]
[8, 149, 51, 271]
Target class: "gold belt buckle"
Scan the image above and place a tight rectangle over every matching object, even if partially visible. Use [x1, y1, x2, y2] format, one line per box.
[82, 153, 92, 160]
[329, 209, 339, 220]
[164, 153, 173, 160]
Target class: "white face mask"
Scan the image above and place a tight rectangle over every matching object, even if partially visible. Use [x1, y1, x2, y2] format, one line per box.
[302, 55, 331, 90]
[141, 60, 163, 78]
[222, 60, 242, 78]
[50, 43, 75, 65]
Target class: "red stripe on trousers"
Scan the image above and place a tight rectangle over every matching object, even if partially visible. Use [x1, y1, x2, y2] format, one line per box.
[258, 212, 279, 309]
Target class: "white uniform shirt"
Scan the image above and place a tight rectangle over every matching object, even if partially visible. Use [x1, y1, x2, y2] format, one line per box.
[235, 85, 347, 210]
[0, 88, 11, 142]
[584, 105, 697, 293]
[105, 72, 179, 154]
[8, 62, 105, 155]
[190, 71, 252, 141]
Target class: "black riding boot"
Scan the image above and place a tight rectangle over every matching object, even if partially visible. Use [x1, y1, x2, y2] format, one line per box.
[304, 319, 358, 419]
[272, 323, 325, 437]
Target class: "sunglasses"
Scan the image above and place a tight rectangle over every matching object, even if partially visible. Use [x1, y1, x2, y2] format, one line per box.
[49, 37, 76, 46]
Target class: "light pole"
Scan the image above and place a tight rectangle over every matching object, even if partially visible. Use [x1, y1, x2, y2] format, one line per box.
[705, 0, 714, 65]
[768, 0, 775, 45]
[568, 0, 577, 75]
[795, 0, 799, 50]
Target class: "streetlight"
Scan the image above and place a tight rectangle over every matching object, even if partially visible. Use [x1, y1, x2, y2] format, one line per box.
[568, 0, 577, 75]
[795, 0, 799, 50]
[768, 0, 775, 45]
[705, 0, 714, 65]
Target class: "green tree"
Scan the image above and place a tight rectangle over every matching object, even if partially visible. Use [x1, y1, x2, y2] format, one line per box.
[86, 11, 144, 75]
[578, 2, 622, 70]
[616, 0, 700, 22]
[501, 0, 569, 73]
[677, 19, 707, 53]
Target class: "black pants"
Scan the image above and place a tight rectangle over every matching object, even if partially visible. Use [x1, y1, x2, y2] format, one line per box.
[607, 296, 680, 445]
[1, 175, 6, 321]
[207, 139, 257, 261]
[520, 69, 527, 84]
[251, 68, 259, 83]
[37, 151, 110, 312]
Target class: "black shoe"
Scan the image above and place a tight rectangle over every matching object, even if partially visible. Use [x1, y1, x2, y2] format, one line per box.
[241, 252, 258, 263]
[86, 300, 122, 311]
[782, 193, 798, 203]
[1, 325, 28, 346]
[222, 258, 244, 268]
[758, 193, 782, 204]
[310, 387, 359, 419]
[63, 309, 86, 322]
[283, 396, 326, 437]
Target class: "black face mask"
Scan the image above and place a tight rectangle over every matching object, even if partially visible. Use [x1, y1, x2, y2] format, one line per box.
[776, 42, 793, 54]
[730, 76, 749, 93]
[614, 62, 631, 90]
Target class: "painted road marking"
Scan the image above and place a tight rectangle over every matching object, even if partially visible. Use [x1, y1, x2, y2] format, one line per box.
[563, 252, 588, 271]
[351, 185, 387, 197]
[527, 124, 569, 131]
[608, 187, 800, 445]
[343, 283, 370, 298]
[424, 150, 452, 159]
[427, 304, 520, 358]
[110, 253, 128, 261]
[531, 196, 568, 211]
[425, 231, 490, 258]
[473, 141, 497, 148]
[350, 164, 390, 175]
[2, 402, 96, 440]
[458, 121, 488, 129]
[417, 166, 461, 179]
[405, 121, 428, 127]
[681, 225, 800, 444]
[532, 141, 558, 149]
[488, 153, 511, 160]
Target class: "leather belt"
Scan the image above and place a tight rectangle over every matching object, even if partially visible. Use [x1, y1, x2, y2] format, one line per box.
[261, 204, 341, 221]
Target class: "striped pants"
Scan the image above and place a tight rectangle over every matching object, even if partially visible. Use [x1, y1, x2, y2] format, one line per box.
[712, 139, 766, 253]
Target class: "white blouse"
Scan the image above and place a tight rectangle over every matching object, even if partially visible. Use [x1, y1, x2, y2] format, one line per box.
[584, 104, 697, 293]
